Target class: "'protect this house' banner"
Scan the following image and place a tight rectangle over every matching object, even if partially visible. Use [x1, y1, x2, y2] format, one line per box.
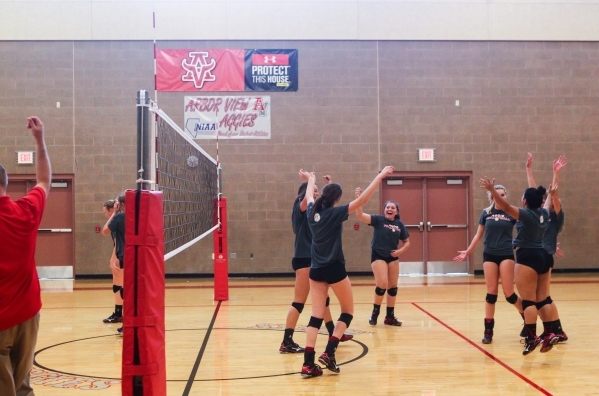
[157, 49, 298, 92]
[184, 96, 271, 139]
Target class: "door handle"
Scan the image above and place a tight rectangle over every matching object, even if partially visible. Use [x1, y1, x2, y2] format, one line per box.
[38, 228, 72, 233]
[427, 221, 431, 232]
[419, 221, 424, 232]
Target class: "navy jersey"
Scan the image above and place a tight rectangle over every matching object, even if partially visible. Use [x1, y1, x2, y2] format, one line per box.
[542, 210, 564, 255]
[479, 208, 516, 256]
[291, 200, 311, 259]
[513, 207, 550, 249]
[307, 203, 349, 269]
[369, 214, 409, 256]
[108, 212, 126, 260]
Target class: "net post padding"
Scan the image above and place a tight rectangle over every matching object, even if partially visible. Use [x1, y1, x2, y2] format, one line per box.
[213, 196, 228, 301]
[122, 189, 166, 396]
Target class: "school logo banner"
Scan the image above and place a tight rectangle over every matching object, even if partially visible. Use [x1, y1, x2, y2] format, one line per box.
[156, 49, 298, 92]
[156, 49, 245, 92]
[184, 96, 271, 139]
[245, 49, 298, 91]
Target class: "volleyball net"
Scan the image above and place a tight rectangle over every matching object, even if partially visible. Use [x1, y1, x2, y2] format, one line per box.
[122, 90, 227, 396]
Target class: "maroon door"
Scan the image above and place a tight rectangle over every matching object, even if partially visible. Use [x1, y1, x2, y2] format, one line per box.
[381, 174, 470, 274]
[5, 176, 74, 277]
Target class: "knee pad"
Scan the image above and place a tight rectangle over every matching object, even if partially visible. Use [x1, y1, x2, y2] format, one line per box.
[325, 296, 330, 307]
[113, 285, 122, 294]
[522, 300, 535, 311]
[291, 302, 304, 313]
[307, 316, 324, 329]
[387, 287, 398, 297]
[545, 296, 553, 305]
[535, 299, 550, 310]
[506, 293, 518, 304]
[120, 287, 124, 299]
[375, 287, 386, 296]
[485, 293, 498, 304]
[338, 313, 353, 327]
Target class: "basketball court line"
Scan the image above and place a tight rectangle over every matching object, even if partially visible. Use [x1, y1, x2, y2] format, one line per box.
[182, 300, 222, 395]
[412, 303, 553, 396]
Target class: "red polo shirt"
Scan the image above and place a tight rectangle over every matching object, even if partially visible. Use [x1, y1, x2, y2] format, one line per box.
[0, 186, 45, 331]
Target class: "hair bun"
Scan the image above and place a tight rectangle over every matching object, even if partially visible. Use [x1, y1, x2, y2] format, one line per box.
[537, 186, 547, 196]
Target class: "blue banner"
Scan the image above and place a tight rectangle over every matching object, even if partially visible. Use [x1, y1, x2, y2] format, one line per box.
[244, 49, 298, 91]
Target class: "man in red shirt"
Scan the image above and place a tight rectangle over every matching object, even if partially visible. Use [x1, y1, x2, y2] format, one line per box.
[0, 116, 51, 396]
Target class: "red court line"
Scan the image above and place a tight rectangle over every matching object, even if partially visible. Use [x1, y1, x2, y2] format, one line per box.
[412, 302, 553, 396]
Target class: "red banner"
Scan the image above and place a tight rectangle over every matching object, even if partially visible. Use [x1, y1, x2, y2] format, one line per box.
[156, 49, 244, 92]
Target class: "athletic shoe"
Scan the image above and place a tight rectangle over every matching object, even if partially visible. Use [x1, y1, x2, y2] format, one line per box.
[103, 313, 122, 323]
[279, 341, 304, 353]
[340, 334, 353, 342]
[482, 330, 493, 344]
[318, 352, 340, 373]
[519, 326, 528, 338]
[117, 327, 123, 336]
[301, 364, 323, 378]
[555, 331, 568, 343]
[540, 333, 559, 353]
[384, 316, 402, 326]
[522, 337, 541, 355]
[369, 314, 378, 326]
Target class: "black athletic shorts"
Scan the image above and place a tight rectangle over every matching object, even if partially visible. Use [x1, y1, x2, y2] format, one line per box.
[371, 250, 398, 264]
[309, 260, 347, 284]
[483, 252, 515, 266]
[547, 254, 555, 269]
[292, 257, 311, 271]
[515, 248, 550, 275]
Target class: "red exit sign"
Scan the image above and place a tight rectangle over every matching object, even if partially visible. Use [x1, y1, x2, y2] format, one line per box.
[418, 148, 435, 162]
[16, 151, 35, 164]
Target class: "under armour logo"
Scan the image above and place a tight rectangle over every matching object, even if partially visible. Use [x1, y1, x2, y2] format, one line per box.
[263, 56, 277, 64]
[181, 52, 216, 89]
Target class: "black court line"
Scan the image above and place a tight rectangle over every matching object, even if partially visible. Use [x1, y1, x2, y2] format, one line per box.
[182, 299, 222, 396]
[412, 302, 553, 396]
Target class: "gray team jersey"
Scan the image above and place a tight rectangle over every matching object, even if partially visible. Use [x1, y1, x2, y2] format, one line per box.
[542, 210, 564, 255]
[307, 202, 349, 268]
[369, 214, 409, 256]
[513, 207, 550, 249]
[479, 208, 516, 256]
[291, 200, 312, 259]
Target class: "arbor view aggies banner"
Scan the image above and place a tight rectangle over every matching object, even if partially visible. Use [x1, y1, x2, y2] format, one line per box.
[184, 96, 271, 139]
[156, 49, 298, 92]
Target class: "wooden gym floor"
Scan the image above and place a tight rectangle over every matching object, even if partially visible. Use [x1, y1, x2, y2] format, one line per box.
[33, 274, 598, 396]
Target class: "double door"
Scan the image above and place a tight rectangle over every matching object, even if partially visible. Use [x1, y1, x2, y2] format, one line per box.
[381, 173, 471, 275]
[6, 175, 74, 278]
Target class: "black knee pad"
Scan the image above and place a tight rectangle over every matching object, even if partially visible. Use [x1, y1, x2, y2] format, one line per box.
[120, 287, 124, 299]
[325, 296, 330, 307]
[506, 293, 518, 304]
[338, 313, 353, 327]
[545, 296, 553, 305]
[387, 287, 398, 297]
[307, 316, 323, 329]
[535, 299, 550, 310]
[113, 285, 122, 294]
[485, 293, 498, 304]
[375, 287, 386, 296]
[522, 300, 535, 311]
[291, 302, 304, 313]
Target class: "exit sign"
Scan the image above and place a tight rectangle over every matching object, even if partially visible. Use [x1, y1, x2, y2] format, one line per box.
[16, 151, 35, 164]
[418, 148, 435, 162]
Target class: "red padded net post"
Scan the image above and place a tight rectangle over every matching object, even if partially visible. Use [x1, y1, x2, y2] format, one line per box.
[122, 190, 166, 396]
[213, 196, 228, 301]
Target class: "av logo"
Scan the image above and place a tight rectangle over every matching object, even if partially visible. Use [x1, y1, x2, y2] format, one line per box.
[181, 52, 217, 89]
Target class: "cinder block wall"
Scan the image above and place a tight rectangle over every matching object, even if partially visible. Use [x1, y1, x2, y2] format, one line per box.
[0, 40, 596, 275]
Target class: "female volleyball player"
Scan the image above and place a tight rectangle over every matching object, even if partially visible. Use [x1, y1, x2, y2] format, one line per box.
[280, 174, 352, 353]
[453, 185, 523, 344]
[300, 166, 394, 378]
[526, 153, 568, 342]
[103, 194, 126, 334]
[354, 192, 410, 327]
[102, 199, 123, 324]
[480, 177, 559, 355]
